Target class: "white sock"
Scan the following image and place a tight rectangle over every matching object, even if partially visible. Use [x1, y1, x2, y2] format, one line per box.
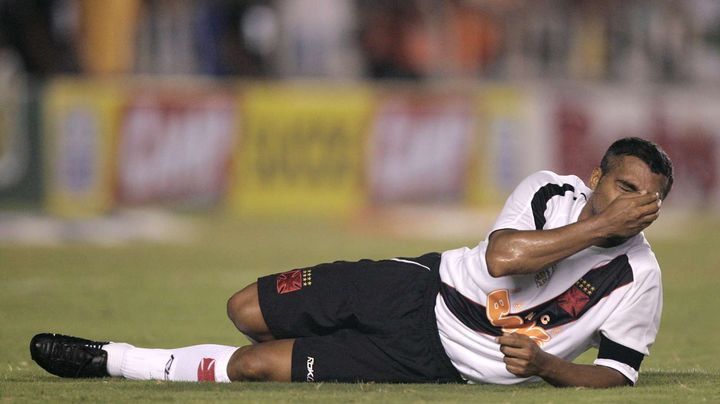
[103, 343, 237, 382]
[103, 342, 133, 377]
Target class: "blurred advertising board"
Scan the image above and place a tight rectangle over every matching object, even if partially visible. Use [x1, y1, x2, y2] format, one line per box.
[467, 86, 546, 207]
[368, 92, 473, 204]
[43, 79, 122, 217]
[230, 86, 372, 216]
[116, 89, 237, 206]
[549, 86, 720, 208]
[0, 78, 41, 207]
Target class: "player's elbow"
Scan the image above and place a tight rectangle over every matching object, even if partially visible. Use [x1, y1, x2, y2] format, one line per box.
[485, 248, 513, 278]
[485, 251, 516, 278]
[485, 232, 519, 278]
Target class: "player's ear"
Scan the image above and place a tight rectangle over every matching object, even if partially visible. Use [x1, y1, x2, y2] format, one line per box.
[589, 167, 603, 190]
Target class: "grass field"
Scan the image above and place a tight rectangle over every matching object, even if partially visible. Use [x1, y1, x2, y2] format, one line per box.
[1, 213, 719, 403]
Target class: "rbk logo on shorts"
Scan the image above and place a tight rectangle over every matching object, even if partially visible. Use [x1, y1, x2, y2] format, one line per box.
[197, 358, 216, 381]
[276, 269, 312, 294]
[306, 356, 315, 382]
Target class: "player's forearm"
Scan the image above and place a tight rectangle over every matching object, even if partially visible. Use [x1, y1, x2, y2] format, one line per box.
[537, 355, 629, 388]
[499, 333, 630, 388]
[486, 218, 604, 277]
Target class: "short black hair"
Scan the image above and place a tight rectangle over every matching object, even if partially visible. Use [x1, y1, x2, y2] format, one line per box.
[600, 137, 674, 199]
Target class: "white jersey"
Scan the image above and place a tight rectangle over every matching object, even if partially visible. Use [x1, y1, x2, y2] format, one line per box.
[435, 170, 662, 385]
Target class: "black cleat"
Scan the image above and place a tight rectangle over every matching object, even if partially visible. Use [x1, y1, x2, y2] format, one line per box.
[30, 333, 110, 378]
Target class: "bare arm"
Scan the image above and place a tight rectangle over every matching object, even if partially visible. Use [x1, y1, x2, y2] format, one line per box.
[498, 333, 630, 388]
[486, 191, 660, 277]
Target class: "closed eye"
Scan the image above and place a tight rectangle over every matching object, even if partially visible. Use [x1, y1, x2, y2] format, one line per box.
[617, 180, 638, 192]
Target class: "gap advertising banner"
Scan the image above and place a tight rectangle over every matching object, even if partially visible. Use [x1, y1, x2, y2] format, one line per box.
[116, 89, 237, 206]
[368, 92, 474, 204]
[230, 86, 372, 216]
[43, 79, 121, 217]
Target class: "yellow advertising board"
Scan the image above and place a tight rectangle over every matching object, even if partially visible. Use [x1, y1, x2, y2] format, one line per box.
[43, 79, 123, 217]
[230, 85, 373, 216]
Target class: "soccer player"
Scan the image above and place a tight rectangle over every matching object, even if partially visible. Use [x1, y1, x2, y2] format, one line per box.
[31, 137, 673, 388]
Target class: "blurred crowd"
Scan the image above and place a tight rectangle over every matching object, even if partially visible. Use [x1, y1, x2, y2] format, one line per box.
[1, 0, 720, 82]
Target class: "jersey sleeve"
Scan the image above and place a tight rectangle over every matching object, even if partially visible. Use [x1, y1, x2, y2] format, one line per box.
[489, 170, 562, 234]
[593, 262, 663, 385]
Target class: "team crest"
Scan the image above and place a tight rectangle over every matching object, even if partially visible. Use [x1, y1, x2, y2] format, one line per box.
[535, 265, 555, 287]
[276, 269, 313, 294]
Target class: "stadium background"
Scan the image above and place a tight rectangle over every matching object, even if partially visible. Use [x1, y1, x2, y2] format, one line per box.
[1, 0, 719, 402]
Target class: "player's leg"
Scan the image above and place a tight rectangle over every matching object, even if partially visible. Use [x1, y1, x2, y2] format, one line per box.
[30, 333, 293, 382]
[113, 339, 293, 382]
[226, 282, 274, 342]
[226, 339, 293, 381]
[111, 338, 294, 382]
[104, 341, 238, 382]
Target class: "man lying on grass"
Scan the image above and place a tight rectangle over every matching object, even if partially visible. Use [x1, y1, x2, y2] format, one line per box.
[31, 137, 673, 388]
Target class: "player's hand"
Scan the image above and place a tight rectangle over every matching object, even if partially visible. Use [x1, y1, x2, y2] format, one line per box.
[594, 191, 661, 243]
[497, 333, 551, 378]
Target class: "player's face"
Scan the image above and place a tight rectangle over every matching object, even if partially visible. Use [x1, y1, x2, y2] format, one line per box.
[587, 155, 667, 217]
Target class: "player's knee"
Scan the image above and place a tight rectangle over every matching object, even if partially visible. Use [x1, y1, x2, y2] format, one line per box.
[226, 284, 259, 332]
[226, 290, 248, 327]
[227, 345, 268, 381]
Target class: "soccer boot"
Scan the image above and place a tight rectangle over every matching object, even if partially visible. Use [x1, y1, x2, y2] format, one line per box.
[30, 333, 110, 378]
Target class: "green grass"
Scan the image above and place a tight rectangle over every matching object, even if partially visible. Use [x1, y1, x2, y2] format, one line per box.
[1, 213, 719, 403]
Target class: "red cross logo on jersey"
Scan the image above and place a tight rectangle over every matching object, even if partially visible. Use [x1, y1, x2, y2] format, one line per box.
[557, 286, 590, 317]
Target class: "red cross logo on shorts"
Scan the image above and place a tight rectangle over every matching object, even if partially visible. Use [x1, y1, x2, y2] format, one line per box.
[276, 269, 312, 294]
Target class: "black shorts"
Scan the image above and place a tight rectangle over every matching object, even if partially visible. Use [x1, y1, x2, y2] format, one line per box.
[257, 252, 463, 384]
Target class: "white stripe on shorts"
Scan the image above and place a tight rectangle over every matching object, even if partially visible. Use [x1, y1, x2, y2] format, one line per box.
[391, 258, 431, 271]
